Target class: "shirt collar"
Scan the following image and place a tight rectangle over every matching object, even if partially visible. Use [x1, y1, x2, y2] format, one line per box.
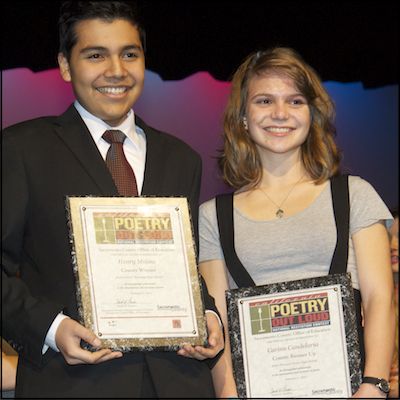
[74, 101, 144, 146]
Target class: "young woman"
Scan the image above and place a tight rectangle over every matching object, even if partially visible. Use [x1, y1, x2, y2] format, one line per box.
[199, 47, 395, 398]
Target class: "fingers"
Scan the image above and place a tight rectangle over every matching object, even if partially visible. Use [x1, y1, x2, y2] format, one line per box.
[177, 344, 206, 360]
[55, 318, 123, 365]
[177, 340, 223, 360]
[65, 348, 123, 365]
[193, 345, 220, 359]
[178, 313, 224, 361]
[74, 323, 102, 348]
[177, 312, 224, 360]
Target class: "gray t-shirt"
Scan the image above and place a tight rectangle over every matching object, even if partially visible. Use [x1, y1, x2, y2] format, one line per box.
[199, 176, 392, 290]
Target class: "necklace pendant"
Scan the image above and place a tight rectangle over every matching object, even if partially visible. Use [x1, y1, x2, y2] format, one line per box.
[276, 209, 284, 218]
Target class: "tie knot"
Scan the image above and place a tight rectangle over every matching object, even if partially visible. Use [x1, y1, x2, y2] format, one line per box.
[102, 130, 126, 144]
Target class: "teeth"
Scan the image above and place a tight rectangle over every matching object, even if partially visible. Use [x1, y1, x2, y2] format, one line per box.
[97, 87, 127, 94]
[266, 127, 291, 133]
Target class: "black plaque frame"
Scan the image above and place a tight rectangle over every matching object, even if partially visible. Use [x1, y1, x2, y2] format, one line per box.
[226, 273, 362, 398]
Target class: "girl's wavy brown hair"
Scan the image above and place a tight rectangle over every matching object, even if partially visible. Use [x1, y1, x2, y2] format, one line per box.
[219, 47, 341, 189]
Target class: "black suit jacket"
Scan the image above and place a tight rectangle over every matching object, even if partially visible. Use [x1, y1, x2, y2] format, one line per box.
[2, 105, 216, 398]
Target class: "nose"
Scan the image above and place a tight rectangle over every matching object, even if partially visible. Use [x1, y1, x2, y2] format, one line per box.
[104, 56, 127, 79]
[271, 101, 289, 120]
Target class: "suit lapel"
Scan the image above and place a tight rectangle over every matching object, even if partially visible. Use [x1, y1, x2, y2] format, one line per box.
[54, 108, 168, 196]
[55, 105, 118, 195]
[136, 116, 166, 196]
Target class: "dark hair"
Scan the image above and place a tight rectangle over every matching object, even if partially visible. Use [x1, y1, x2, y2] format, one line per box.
[59, 1, 146, 60]
[220, 47, 341, 189]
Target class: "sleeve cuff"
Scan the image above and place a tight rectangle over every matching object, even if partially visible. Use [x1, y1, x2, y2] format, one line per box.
[42, 313, 70, 354]
[205, 309, 223, 328]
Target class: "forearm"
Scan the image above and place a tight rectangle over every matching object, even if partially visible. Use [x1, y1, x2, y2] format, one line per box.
[210, 283, 237, 397]
[363, 296, 396, 379]
[199, 259, 237, 397]
[211, 334, 238, 398]
[352, 223, 396, 387]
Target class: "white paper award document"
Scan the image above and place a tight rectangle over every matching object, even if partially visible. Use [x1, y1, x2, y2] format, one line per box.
[67, 196, 207, 351]
[226, 274, 362, 398]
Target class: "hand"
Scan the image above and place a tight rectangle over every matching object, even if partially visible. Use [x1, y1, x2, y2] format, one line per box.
[177, 312, 224, 360]
[389, 376, 398, 398]
[352, 383, 387, 398]
[55, 318, 123, 365]
[1, 352, 18, 390]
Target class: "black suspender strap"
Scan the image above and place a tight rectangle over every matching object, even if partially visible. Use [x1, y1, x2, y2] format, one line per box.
[329, 175, 350, 275]
[216, 194, 256, 287]
[329, 175, 364, 369]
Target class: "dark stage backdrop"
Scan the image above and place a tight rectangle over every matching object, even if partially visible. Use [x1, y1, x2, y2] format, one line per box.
[1, 1, 399, 207]
[1, 1, 399, 88]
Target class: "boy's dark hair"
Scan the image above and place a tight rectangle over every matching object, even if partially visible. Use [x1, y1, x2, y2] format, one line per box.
[59, 1, 146, 60]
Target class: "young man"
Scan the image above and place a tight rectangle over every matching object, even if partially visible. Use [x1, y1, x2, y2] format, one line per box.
[2, 2, 223, 397]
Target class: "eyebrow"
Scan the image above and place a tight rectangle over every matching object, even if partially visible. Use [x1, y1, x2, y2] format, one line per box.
[79, 44, 143, 54]
[249, 92, 305, 100]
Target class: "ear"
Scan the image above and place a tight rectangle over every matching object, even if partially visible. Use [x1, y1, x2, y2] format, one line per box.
[243, 116, 249, 130]
[58, 53, 72, 82]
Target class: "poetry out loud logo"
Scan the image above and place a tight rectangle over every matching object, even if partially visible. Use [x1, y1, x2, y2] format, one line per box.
[249, 292, 330, 335]
[93, 212, 174, 244]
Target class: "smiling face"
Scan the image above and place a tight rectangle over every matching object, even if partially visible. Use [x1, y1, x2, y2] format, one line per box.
[245, 72, 311, 161]
[58, 18, 145, 126]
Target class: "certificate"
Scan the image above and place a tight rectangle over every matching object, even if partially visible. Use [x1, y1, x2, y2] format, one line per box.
[66, 196, 207, 351]
[226, 274, 362, 398]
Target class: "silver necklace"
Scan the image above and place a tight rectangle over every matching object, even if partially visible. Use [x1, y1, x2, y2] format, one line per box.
[258, 174, 306, 218]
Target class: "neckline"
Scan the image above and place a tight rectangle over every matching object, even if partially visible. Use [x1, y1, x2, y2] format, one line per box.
[233, 181, 330, 223]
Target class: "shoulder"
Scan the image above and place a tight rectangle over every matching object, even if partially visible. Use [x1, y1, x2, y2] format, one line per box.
[347, 174, 386, 207]
[2, 116, 60, 149]
[3, 116, 58, 136]
[348, 174, 372, 189]
[200, 193, 236, 219]
[199, 198, 219, 227]
[200, 198, 217, 217]
[199, 198, 219, 237]
[1, 104, 79, 142]
[346, 175, 392, 231]
[136, 116, 201, 161]
[347, 175, 380, 198]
